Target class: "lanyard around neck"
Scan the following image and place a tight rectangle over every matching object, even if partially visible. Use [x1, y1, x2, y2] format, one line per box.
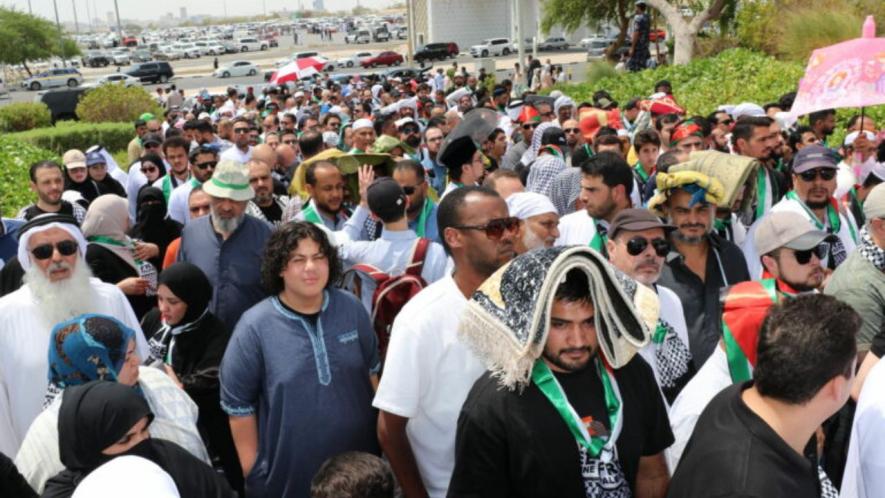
[531, 357, 621, 459]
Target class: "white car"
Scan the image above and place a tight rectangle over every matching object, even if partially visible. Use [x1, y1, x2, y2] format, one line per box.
[205, 43, 227, 55]
[469, 38, 512, 58]
[110, 50, 130, 65]
[174, 43, 201, 59]
[96, 73, 140, 87]
[237, 38, 268, 52]
[337, 51, 373, 68]
[214, 60, 259, 78]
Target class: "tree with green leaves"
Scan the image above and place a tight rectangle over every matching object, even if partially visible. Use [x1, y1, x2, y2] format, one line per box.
[541, 0, 732, 65]
[0, 7, 81, 76]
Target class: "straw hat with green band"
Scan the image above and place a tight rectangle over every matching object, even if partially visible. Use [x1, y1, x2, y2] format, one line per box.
[202, 160, 254, 202]
[369, 135, 415, 156]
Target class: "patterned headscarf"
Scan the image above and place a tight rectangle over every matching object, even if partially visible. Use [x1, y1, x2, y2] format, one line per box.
[48, 314, 135, 392]
[458, 246, 659, 390]
[647, 170, 725, 217]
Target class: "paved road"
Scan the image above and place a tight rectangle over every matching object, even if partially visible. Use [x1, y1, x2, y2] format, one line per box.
[1, 31, 588, 104]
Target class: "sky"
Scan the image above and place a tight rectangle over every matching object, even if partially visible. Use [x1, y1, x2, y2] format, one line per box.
[1, 0, 394, 24]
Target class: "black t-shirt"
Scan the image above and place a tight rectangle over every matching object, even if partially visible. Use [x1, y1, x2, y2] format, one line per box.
[278, 298, 320, 328]
[668, 382, 820, 498]
[448, 355, 673, 498]
[258, 201, 283, 223]
[21, 201, 76, 221]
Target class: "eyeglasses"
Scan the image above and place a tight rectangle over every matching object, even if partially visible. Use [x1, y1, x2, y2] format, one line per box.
[798, 168, 836, 182]
[233, 127, 250, 134]
[626, 237, 671, 257]
[564, 128, 580, 134]
[194, 161, 218, 170]
[141, 166, 158, 174]
[402, 127, 420, 134]
[452, 216, 520, 240]
[522, 122, 539, 130]
[791, 244, 827, 265]
[720, 119, 734, 126]
[31, 240, 79, 260]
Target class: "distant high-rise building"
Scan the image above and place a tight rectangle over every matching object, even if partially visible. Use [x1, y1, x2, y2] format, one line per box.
[313, 0, 324, 11]
[180, 7, 187, 19]
[106, 11, 114, 26]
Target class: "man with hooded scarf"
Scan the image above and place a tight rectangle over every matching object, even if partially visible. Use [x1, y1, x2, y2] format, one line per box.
[449, 246, 672, 497]
[0, 213, 148, 457]
[526, 125, 568, 198]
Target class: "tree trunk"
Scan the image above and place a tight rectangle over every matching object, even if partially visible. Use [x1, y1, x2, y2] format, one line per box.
[22, 61, 32, 78]
[671, 22, 696, 65]
[644, 0, 727, 65]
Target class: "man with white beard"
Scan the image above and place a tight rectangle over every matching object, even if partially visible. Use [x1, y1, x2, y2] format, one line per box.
[177, 160, 272, 330]
[505, 192, 560, 255]
[605, 208, 695, 405]
[0, 213, 148, 456]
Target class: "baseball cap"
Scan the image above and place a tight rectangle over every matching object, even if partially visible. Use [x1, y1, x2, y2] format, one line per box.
[608, 208, 675, 240]
[85, 151, 105, 166]
[730, 102, 766, 120]
[142, 133, 163, 147]
[792, 144, 839, 173]
[366, 177, 407, 221]
[62, 149, 87, 169]
[754, 211, 835, 256]
[863, 183, 885, 221]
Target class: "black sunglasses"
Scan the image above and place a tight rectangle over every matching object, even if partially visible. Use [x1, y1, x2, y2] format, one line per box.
[452, 216, 520, 240]
[402, 186, 416, 195]
[626, 237, 671, 257]
[31, 240, 79, 260]
[402, 127, 420, 134]
[522, 122, 539, 130]
[233, 128, 250, 134]
[564, 128, 580, 134]
[141, 165, 158, 174]
[798, 168, 836, 182]
[194, 161, 218, 170]
[791, 244, 827, 265]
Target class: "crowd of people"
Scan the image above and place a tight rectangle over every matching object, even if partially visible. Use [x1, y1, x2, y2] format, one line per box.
[0, 42, 884, 498]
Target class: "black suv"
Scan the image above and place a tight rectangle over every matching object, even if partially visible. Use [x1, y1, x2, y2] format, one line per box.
[125, 62, 174, 84]
[414, 43, 452, 63]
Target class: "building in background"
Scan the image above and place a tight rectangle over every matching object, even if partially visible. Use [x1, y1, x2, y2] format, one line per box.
[180, 7, 187, 19]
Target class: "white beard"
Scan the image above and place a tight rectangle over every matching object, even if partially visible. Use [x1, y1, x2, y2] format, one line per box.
[523, 227, 548, 252]
[24, 260, 99, 329]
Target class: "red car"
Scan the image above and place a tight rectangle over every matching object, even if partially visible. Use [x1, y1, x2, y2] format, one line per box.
[362, 51, 404, 68]
[649, 29, 667, 42]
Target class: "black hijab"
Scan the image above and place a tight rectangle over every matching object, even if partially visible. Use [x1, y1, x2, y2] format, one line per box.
[138, 153, 166, 183]
[160, 262, 212, 325]
[63, 168, 101, 205]
[44, 381, 234, 498]
[129, 186, 181, 265]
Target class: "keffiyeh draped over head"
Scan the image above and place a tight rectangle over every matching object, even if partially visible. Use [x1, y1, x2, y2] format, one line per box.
[647, 170, 725, 217]
[458, 246, 659, 391]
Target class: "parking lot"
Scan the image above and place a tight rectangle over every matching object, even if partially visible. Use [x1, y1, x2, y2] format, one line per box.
[0, 30, 590, 105]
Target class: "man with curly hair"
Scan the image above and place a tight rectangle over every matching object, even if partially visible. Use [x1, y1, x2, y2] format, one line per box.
[220, 221, 381, 498]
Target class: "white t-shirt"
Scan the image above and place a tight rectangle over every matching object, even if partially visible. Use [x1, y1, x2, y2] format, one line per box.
[841, 357, 885, 498]
[555, 209, 603, 246]
[220, 145, 252, 164]
[166, 180, 197, 225]
[665, 345, 732, 473]
[372, 274, 485, 498]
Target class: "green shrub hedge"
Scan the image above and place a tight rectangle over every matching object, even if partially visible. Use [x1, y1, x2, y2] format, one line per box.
[7, 121, 134, 156]
[0, 102, 52, 132]
[75, 84, 164, 124]
[0, 136, 58, 217]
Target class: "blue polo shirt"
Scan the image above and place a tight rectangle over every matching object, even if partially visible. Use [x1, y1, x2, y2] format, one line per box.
[0, 219, 24, 269]
[220, 290, 381, 497]
[177, 214, 272, 330]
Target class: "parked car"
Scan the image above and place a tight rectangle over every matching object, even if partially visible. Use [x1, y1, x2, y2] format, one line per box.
[214, 60, 259, 78]
[649, 29, 667, 42]
[384, 66, 431, 81]
[174, 43, 202, 59]
[345, 30, 371, 44]
[205, 43, 227, 55]
[125, 61, 174, 84]
[82, 51, 111, 68]
[264, 36, 279, 48]
[585, 39, 611, 60]
[131, 49, 152, 63]
[414, 43, 453, 63]
[122, 36, 138, 47]
[111, 49, 131, 65]
[293, 51, 319, 59]
[373, 29, 391, 42]
[96, 73, 140, 87]
[337, 51, 373, 68]
[238, 37, 268, 52]
[538, 36, 569, 51]
[22, 68, 83, 91]
[361, 51, 403, 68]
[470, 38, 511, 58]
[34, 87, 89, 122]
[222, 40, 240, 53]
[394, 27, 408, 40]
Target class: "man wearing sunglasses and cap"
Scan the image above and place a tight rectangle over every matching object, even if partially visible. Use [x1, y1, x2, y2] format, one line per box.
[606, 209, 695, 405]
[667, 210, 837, 472]
[0, 213, 148, 457]
[743, 144, 859, 279]
[165, 145, 220, 225]
[501, 105, 540, 172]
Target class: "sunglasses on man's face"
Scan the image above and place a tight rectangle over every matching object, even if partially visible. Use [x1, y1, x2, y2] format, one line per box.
[233, 127, 250, 134]
[798, 168, 836, 182]
[452, 216, 520, 240]
[522, 122, 539, 130]
[564, 128, 580, 134]
[791, 244, 827, 265]
[194, 161, 218, 170]
[31, 240, 78, 260]
[625, 237, 671, 257]
[402, 185, 417, 195]
[402, 127, 420, 135]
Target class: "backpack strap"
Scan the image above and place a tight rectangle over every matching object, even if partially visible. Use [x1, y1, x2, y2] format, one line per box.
[350, 263, 390, 284]
[405, 238, 430, 278]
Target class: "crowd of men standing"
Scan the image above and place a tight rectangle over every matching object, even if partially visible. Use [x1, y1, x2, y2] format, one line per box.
[0, 44, 884, 498]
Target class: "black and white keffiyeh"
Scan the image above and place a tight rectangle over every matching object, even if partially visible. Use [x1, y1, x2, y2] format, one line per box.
[458, 246, 659, 390]
[858, 226, 885, 271]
